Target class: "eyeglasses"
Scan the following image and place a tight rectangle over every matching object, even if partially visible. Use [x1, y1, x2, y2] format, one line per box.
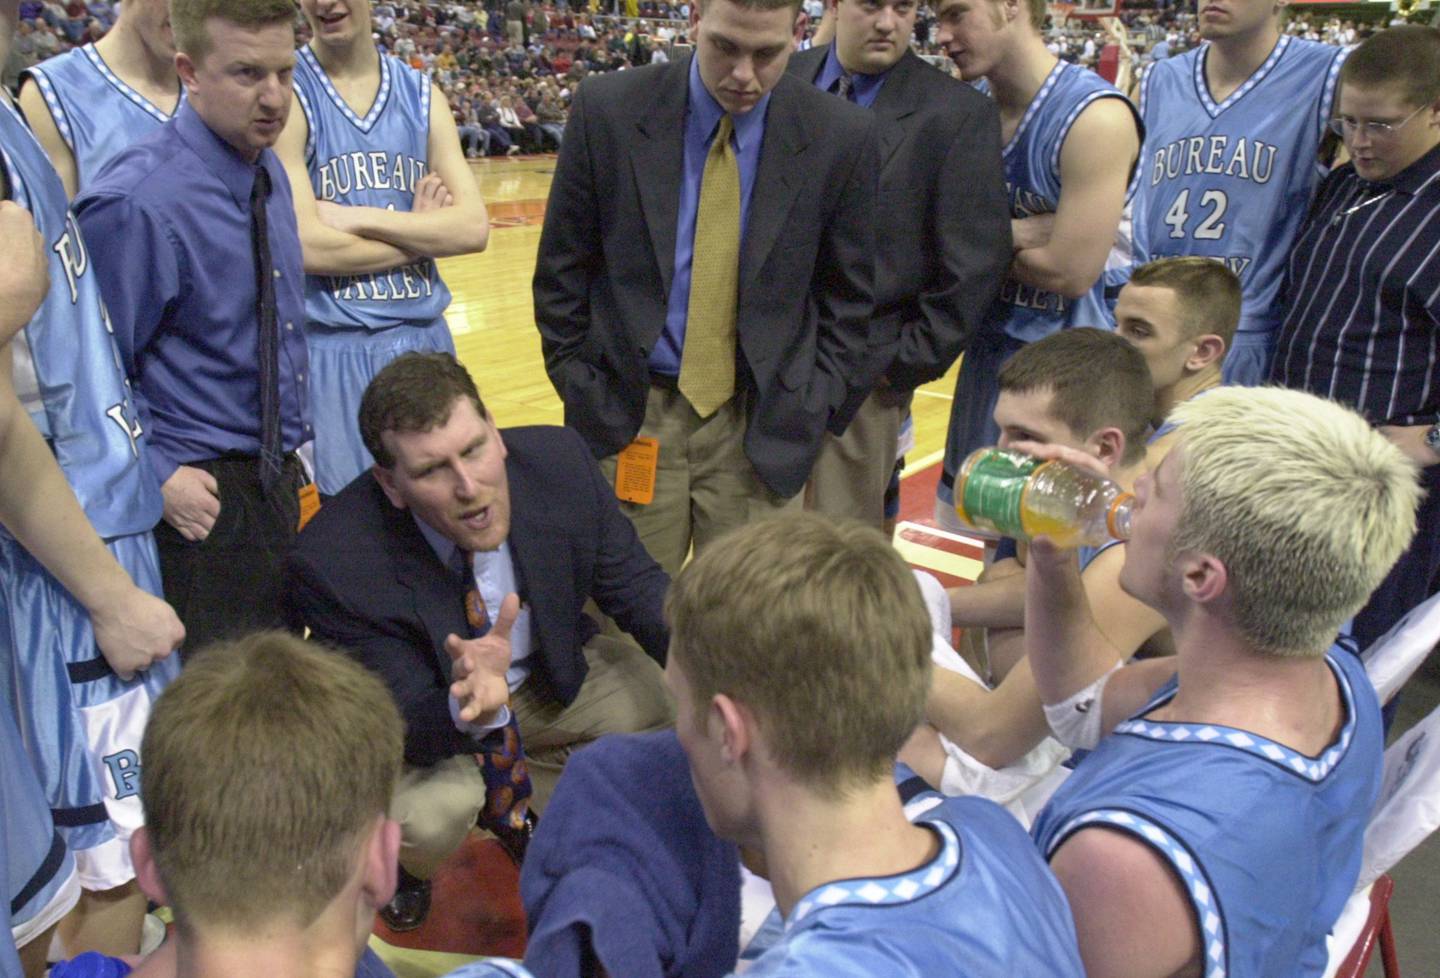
[1329, 102, 1433, 139]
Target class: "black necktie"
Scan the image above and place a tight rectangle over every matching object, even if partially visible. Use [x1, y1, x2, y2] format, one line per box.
[833, 72, 854, 101]
[250, 166, 283, 491]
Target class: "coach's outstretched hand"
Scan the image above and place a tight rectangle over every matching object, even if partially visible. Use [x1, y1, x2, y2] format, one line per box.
[447, 592, 520, 725]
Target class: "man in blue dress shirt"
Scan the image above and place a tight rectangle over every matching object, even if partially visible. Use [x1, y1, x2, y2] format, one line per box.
[1273, 26, 1440, 659]
[74, 0, 311, 655]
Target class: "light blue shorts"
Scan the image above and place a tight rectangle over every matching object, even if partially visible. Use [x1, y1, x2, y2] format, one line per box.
[0, 531, 177, 888]
[305, 318, 456, 496]
[4, 697, 78, 945]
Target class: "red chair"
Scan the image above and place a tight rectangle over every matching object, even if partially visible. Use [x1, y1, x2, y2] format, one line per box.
[1332, 874, 1399, 978]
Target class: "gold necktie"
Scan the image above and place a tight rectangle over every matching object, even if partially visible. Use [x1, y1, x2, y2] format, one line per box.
[679, 114, 740, 419]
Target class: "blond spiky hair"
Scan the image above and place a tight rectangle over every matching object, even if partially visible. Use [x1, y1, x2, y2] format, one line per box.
[1168, 387, 1422, 658]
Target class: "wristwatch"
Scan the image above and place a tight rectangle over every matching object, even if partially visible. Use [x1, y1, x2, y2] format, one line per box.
[1426, 422, 1440, 458]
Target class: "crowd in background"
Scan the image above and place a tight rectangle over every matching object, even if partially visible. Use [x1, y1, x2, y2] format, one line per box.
[5, 0, 1409, 155]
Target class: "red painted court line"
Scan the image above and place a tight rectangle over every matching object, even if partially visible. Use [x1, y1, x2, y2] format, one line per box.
[897, 456, 942, 526]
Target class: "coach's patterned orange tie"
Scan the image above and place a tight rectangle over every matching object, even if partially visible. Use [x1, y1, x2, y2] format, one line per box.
[679, 114, 740, 419]
[459, 550, 532, 833]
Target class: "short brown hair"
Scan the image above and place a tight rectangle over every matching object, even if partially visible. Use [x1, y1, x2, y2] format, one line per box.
[142, 632, 404, 934]
[359, 353, 489, 469]
[169, 0, 296, 63]
[697, 0, 804, 18]
[1340, 25, 1440, 109]
[998, 327, 1154, 466]
[1129, 257, 1241, 349]
[665, 514, 932, 797]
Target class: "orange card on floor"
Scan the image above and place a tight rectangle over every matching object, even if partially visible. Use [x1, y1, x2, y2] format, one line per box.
[297, 482, 321, 532]
[615, 437, 659, 505]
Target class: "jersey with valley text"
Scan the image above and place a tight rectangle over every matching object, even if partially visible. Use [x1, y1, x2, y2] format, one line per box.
[1, 95, 161, 538]
[983, 62, 1140, 341]
[1133, 38, 1345, 349]
[293, 46, 452, 330]
[22, 44, 178, 192]
[1032, 646, 1381, 978]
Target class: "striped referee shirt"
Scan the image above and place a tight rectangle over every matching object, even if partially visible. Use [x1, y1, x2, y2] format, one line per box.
[1273, 141, 1440, 427]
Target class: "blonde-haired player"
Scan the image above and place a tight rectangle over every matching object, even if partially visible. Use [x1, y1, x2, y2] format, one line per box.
[1028, 386, 1420, 978]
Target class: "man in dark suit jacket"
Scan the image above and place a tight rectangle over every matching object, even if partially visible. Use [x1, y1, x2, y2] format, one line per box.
[788, 1, 1010, 528]
[533, 0, 878, 576]
[284, 353, 672, 930]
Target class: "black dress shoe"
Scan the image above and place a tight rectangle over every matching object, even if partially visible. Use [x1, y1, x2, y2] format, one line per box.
[379, 871, 431, 932]
[491, 810, 537, 868]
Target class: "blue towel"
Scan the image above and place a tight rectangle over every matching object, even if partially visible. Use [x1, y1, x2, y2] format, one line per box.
[520, 730, 740, 978]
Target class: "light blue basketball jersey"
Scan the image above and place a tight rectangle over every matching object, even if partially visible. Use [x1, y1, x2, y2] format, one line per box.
[937, 66, 1140, 521]
[2, 96, 177, 879]
[1, 96, 161, 539]
[22, 44, 178, 192]
[293, 46, 452, 330]
[1032, 647, 1381, 978]
[984, 63, 1141, 341]
[742, 796, 1084, 977]
[1133, 38, 1345, 348]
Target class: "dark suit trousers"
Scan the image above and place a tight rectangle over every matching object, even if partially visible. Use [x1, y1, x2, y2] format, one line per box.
[155, 455, 304, 658]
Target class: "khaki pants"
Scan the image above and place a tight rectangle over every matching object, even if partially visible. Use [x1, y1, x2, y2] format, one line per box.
[389, 634, 672, 878]
[599, 385, 796, 578]
[804, 390, 903, 530]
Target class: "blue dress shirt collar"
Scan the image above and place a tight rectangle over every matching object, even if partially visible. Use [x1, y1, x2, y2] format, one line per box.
[411, 509, 516, 580]
[172, 101, 270, 210]
[686, 53, 770, 158]
[814, 43, 889, 108]
[414, 508, 462, 570]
